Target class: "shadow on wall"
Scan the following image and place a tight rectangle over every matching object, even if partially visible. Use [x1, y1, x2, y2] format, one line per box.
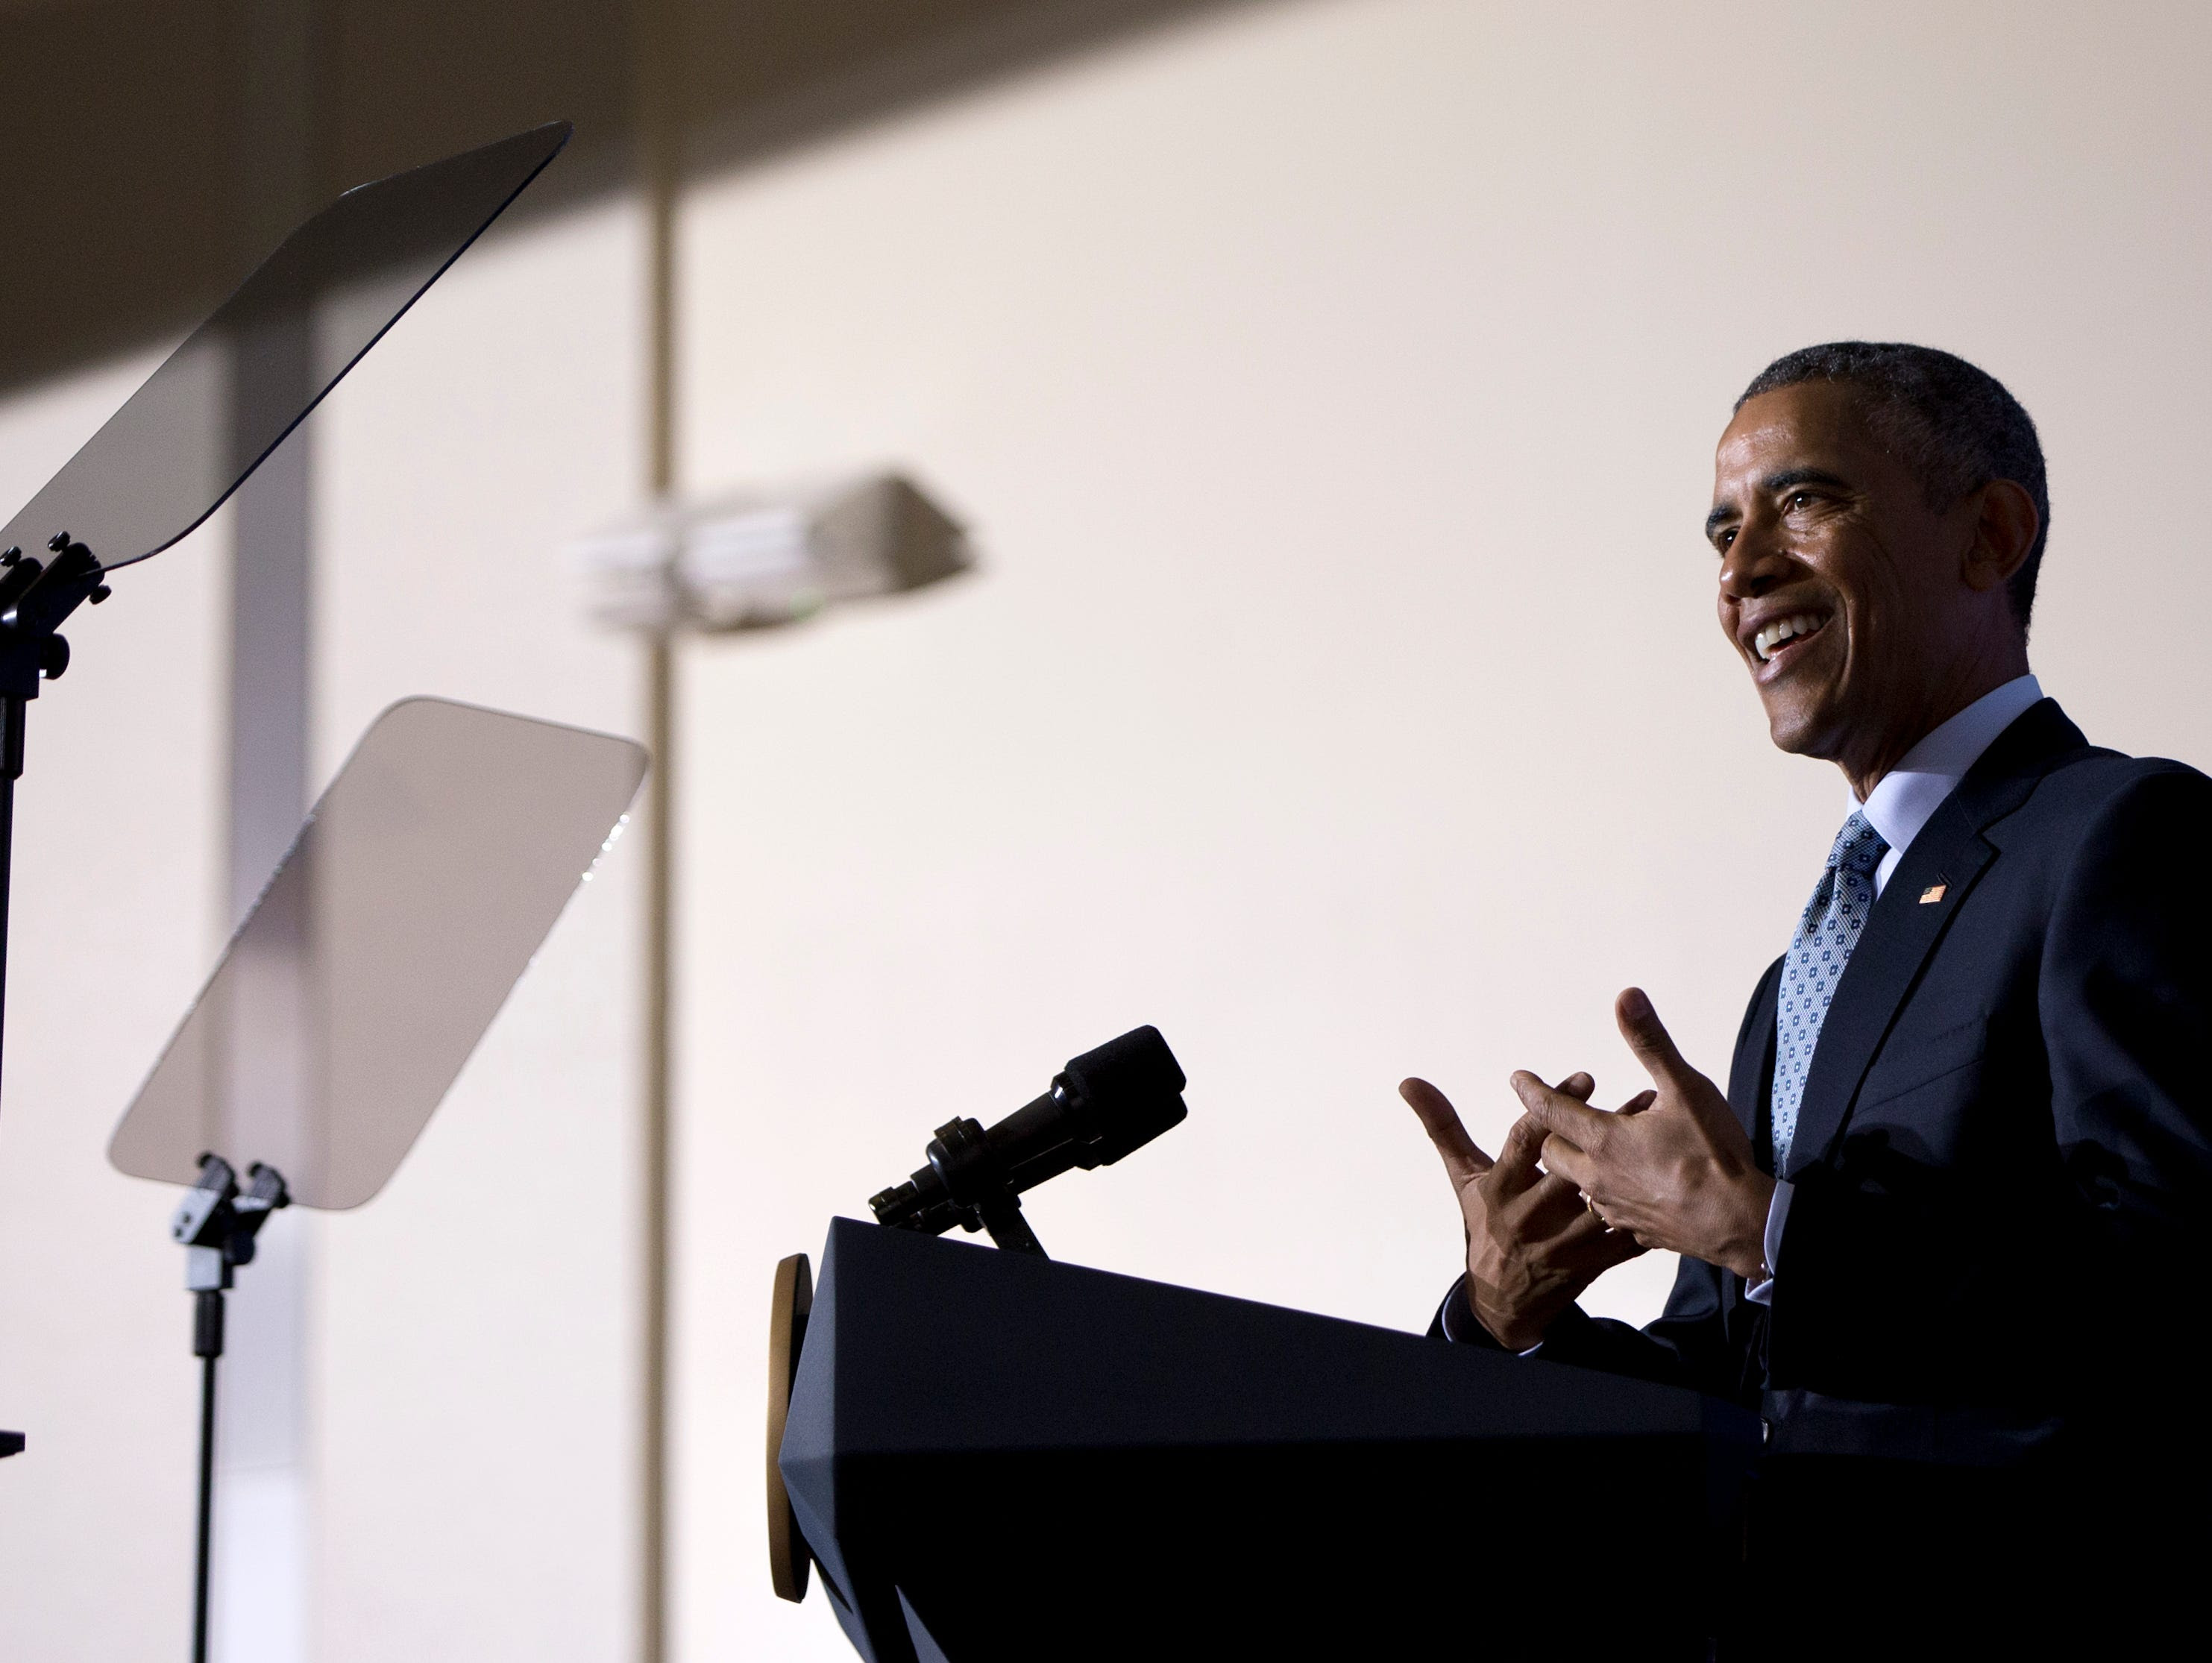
[0, 0, 1256, 397]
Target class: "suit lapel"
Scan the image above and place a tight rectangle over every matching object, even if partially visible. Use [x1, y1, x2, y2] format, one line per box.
[1780, 700, 2088, 1181]
[1727, 958, 1782, 1173]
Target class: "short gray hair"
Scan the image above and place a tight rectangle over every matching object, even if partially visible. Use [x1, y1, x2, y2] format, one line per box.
[1738, 342, 2049, 631]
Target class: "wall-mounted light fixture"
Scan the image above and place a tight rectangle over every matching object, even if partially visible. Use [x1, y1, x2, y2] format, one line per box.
[574, 471, 970, 635]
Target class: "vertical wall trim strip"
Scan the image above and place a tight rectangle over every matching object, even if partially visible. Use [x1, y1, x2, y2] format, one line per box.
[637, 0, 683, 1656]
[217, 3, 327, 1659]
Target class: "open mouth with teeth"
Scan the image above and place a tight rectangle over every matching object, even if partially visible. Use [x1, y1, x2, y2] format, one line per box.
[1752, 610, 1832, 667]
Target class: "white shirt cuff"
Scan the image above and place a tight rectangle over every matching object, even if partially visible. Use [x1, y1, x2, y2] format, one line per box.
[1741, 1179, 1793, 1307]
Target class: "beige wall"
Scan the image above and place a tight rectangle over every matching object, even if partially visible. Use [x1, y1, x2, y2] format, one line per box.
[8, 0, 2212, 1659]
[669, 0, 2212, 1655]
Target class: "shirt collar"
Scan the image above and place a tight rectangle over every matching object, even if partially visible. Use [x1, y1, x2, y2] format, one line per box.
[1858, 673, 2044, 864]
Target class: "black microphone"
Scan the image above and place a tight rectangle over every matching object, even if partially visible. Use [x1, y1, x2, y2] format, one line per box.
[867, 1025, 1187, 1257]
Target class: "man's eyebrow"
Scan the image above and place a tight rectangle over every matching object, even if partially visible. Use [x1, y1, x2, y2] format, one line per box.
[1704, 468, 1854, 535]
[1759, 466, 1853, 497]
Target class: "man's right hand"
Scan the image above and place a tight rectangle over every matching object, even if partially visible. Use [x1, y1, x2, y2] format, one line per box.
[1401, 1074, 1647, 1351]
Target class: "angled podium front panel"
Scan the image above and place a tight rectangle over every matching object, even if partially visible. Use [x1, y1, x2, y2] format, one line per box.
[782, 1219, 1756, 1662]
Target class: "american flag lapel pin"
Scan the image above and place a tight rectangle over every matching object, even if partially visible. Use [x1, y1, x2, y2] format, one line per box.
[1919, 881, 1948, 905]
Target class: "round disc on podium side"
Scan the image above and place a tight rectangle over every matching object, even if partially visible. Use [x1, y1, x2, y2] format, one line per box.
[767, 1252, 814, 1603]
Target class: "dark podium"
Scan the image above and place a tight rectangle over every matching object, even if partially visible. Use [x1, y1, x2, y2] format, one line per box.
[774, 1219, 1759, 1661]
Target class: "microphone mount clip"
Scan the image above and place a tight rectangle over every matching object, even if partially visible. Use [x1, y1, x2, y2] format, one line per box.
[171, 1152, 290, 1663]
[915, 1113, 1049, 1256]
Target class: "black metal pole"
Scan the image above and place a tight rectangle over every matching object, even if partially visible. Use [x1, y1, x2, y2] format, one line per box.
[0, 693, 24, 1109]
[0, 773, 13, 1110]
[192, 1289, 224, 1663]
[0, 692, 26, 1462]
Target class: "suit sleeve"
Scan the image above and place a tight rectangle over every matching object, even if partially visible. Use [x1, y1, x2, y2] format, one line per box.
[1772, 767, 2212, 1401]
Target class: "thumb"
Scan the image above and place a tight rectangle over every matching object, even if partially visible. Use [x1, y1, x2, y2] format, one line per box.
[1615, 987, 1699, 1094]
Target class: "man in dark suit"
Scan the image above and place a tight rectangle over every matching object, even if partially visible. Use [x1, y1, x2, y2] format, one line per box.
[1407, 342, 2212, 1640]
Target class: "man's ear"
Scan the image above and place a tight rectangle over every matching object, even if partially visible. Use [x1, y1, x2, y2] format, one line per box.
[1962, 479, 2039, 594]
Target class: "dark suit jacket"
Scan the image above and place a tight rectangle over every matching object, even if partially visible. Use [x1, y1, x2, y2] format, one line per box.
[1437, 700, 2212, 1470]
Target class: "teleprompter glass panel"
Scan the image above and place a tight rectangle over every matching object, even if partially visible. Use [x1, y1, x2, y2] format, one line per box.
[0, 122, 569, 573]
[108, 697, 647, 1209]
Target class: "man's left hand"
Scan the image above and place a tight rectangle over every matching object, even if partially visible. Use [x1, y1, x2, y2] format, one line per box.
[1512, 987, 1774, 1281]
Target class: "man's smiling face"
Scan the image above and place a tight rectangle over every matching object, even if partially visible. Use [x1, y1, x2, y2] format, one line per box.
[1706, 380, 1993, 786]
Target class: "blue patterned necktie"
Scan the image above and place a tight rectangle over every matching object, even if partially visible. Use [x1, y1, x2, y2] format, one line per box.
[1771, 809, 1891, 1168]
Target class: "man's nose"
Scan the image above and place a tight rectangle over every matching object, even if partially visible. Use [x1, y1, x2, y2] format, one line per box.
[1718, 515, 1791, 600]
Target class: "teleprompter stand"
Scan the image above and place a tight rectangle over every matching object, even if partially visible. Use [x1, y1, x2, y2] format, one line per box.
[0, 534, 115, 1033]
[0, 120, 576, 1472]
[0, 532, 110, 1459]
[108, 696, 647, 1661]
[0, 532, 112, 1101]
[170, 1156, 291, 1663]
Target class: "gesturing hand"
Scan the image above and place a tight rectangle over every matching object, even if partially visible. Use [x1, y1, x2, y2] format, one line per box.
[1512, 988, 1773, 1281]
[1401, 1072, 1646, 1351]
